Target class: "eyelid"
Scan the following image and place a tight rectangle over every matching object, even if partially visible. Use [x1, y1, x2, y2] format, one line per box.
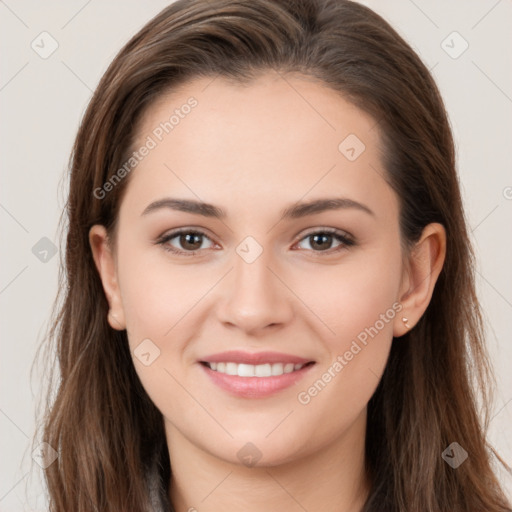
[296, 226, 354, 242]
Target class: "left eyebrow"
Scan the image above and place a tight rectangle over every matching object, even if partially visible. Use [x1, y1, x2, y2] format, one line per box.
[140, 196, 375, 219]
[280, 197, 375, 219]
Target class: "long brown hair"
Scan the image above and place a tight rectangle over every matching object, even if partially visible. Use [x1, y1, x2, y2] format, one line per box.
[35, 0, 512, 510]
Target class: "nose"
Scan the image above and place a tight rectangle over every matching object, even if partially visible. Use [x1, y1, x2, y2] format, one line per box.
[216, 247, 294, 335]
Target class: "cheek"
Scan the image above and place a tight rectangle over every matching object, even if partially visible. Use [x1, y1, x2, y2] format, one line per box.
[116, 248, 218, 416]
[294, 294, 398, 449]
[117, 244, 213, 344]
[294, 244, 402, 417]
[300, 245, 403, 345]
[331, 268, 401, 345]
[115, 248, 204, 418]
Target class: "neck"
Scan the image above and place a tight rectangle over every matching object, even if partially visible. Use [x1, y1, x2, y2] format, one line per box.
[166, 409, 370, 512]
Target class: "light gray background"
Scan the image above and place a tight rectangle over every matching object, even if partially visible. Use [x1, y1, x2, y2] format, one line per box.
[1, 0, 511, 509]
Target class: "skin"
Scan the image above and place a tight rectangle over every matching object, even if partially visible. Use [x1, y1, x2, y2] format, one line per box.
[90, 71, 446, 512]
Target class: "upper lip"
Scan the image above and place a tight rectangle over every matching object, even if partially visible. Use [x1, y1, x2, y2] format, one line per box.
[199, 350, 314, 365]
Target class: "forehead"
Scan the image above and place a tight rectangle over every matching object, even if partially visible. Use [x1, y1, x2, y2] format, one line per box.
[137, 71, 381, 154]
[123, 71, 395, 219]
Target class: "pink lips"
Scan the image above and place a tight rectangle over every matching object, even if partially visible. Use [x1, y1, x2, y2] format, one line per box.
[200, 350, 312, 365]
[198, 350, 315, 399]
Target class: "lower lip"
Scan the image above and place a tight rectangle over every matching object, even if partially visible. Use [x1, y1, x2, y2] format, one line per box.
[199, 362, 315, 398]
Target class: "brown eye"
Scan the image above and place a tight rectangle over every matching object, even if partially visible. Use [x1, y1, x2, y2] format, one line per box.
[308, 233, 335, 251]
[179, 232, 204, 251]
[158, 230, 215, 255]
[296, 229, 354, 253]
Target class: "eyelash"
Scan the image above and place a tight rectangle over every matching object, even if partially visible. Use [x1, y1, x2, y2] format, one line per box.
[155, 227, 355, 257]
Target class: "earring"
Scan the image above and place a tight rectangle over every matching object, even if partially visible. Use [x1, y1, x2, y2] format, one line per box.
[402, 317, 410, 329]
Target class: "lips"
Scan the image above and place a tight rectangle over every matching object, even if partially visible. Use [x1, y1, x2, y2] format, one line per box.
[199, 350, 313, 365]
[198, 350, 316, 398]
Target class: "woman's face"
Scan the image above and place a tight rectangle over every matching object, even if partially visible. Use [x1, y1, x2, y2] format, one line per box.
[92, 72, 413, 467]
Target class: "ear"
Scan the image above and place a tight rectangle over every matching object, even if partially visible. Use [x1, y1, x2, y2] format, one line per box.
[393, 222, 446, 337]
[89, 225, 126, 331]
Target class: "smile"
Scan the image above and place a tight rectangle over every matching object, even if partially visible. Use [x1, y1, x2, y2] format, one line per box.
[199, 360, 316, 398]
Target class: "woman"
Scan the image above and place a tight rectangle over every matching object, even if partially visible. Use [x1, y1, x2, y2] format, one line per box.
[37, 0, 512, 510]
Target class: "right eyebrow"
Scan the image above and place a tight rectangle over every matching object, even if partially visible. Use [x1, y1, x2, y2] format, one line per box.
[141, 198, 226, 218]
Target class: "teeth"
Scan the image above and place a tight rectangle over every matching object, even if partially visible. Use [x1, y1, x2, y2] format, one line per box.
[206, 361, 307, 377]
[256, 363, 271, 377]
[226, 362, 237, 375]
